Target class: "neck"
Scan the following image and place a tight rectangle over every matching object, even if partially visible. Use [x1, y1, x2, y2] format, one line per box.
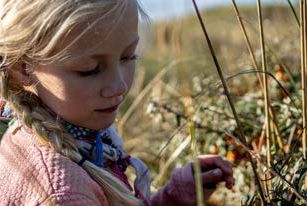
[43, 104, 104, 141]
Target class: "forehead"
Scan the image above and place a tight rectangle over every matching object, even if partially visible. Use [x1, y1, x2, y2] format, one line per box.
[56, 0, 139, 62]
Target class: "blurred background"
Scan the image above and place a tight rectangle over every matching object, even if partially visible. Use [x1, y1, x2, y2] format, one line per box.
[118, 0, 306, 205]
[142, 0, 277, 21]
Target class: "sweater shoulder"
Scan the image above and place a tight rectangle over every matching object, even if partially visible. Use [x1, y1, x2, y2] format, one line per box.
[0, 122, 108, 205]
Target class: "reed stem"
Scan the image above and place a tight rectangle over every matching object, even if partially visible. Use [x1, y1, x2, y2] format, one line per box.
[189, 122, 205, 206]
[256, 0, 273, 201]
[287, 0, 300, 26]
[231, 0, 285, 154]
[300, 0, 307, 160]
[256, 0, 272, 166]
[191, 0, 266, 204]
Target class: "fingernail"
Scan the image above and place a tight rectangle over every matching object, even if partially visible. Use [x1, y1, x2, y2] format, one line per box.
[213, 169, 222, 176]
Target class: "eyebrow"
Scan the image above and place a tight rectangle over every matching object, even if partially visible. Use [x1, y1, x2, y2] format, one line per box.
[90, 36, 140, 58]
[128, 36, 140, 47]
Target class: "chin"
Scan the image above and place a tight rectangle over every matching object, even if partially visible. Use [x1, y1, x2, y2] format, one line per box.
[92, 119, 115, 130]
[98, 123, 113, 130]
[85, 112, 117, 130]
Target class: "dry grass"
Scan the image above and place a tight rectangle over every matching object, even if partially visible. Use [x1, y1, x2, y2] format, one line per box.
[118, 2, 307, 206]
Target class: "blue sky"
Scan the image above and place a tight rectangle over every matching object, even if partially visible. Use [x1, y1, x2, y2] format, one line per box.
[140, 0, 296, 21]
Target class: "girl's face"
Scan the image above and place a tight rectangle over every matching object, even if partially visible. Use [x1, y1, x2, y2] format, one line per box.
[28, 0, 139, 130]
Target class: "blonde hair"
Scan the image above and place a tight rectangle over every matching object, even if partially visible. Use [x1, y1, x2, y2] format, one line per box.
[0, 0, 145, 205]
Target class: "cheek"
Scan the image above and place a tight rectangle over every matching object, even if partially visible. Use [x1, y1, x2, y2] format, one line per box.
[34, 72, 89, 103]
[34, 73, 67, 101]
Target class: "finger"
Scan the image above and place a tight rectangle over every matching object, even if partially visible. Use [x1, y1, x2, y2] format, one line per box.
[197, 155, 223, 171]
[225, 176, 235, 189]
[197, 155, 233, 176]
[202, 168, 223, 184]
[202, 168, 235, 190]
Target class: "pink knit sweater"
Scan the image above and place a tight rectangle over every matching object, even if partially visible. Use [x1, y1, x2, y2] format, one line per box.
[0, 121, 197, 206]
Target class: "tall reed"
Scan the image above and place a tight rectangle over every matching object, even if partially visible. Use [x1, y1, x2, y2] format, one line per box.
[256, 0, 273, 202]
[191, 0, 266, 204]
[300, 0, 307, 160]
[287, 0, 300, 26]
[231, 0, 284, 154]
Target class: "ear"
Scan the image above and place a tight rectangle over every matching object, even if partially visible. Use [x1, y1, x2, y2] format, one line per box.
[8, 63, 34, 86]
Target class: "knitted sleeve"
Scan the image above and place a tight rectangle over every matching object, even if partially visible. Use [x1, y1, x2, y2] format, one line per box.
[148, 163, 197, 206]
[41, 192, 103, 206]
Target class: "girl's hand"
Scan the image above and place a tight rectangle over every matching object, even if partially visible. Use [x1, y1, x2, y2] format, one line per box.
[150, 155, 234, 205]
[192, 155, 235, 201]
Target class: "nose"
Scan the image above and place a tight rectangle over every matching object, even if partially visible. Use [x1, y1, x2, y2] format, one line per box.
[100, 67, 128, 98]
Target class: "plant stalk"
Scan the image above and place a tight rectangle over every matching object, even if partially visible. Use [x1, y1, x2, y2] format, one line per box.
[301, 0, 307, 160]
[287, 0, 300, 27]
[191, 0, 266, 204]
[231, 0, 285, 154]
[256, 0, 273, 202]
[256, 0, 272, 167]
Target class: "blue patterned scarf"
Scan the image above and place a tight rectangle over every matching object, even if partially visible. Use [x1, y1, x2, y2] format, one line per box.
[59, 118, 151, 200]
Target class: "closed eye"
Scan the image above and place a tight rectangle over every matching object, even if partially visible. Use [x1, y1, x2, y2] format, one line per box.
[76, 64, 100, 77]
[76, 54, 138, 77]
[120, 54, 138, 63]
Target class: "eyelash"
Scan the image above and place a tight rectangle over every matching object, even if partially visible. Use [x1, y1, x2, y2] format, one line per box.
[77, 54, 138, 77]
[120, 54, 138, 62]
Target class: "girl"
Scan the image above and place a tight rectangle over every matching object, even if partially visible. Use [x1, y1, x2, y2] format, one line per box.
[0, 0, 234, 205]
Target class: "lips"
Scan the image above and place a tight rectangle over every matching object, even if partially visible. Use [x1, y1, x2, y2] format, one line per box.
[95, 105, 119, 113]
